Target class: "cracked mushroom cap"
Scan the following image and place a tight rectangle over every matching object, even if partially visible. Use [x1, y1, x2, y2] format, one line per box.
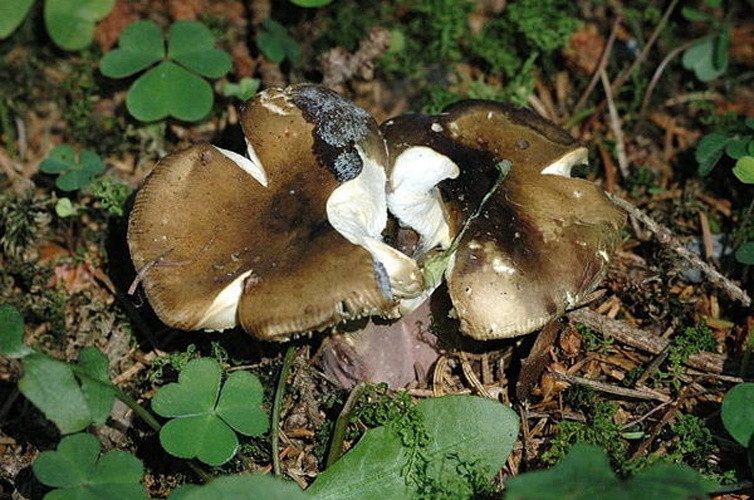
[128, 84, 420, 341]
[381, 100, 625, 340]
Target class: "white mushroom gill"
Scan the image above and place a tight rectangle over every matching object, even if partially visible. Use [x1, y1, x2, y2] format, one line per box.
[194, 270, 253, 331]
[387, 146, 460, 255]
[326, 147, 423, 299]
[217, 145, 268, 187]
[539, 147, 588, 177]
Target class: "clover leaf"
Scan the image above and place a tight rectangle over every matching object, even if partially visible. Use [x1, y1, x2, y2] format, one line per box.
[151, 358, 268, 466]
[33, 433, 146, 500]
[44, 0, 115, 51]
[19, 347, 115, 434]
[100, 20, 232, 122]
[257, 19, 301, 65]
[722, 383, 754, 448]
[505, 443, 714, 500]
[1, 0, 114, 51]
[40, 145, 107, 192]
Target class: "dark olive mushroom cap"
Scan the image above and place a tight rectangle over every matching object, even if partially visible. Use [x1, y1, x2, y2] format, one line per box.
[128, 84, 406, 340]
[381, 101, 626, 340]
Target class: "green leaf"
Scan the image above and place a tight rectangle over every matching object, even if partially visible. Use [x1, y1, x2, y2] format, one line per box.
[722, 383, 754, 447]
[19, 354, 95, 434]
[126, 61, 214, 122]
[152, 357, 222, 417]
[308, 395, 518, 499]
[682, 36, 727, 82]
[0, 0, 34, 38]
[152, 358, 268, 466]
[17, 348, 115, 434]
[694, 132, 730, 176]
[160, 414, 239, 466]
[221, 77, 261, 101]
[44, 0, 115, 51]
[54, 197, 78, 218]
[173, 474, 308, 500]
[257, 19, 301, 64]
[216, 370, 269, 436]
[505, 443, 713, 500]
[680, 7, 712, 22]
[735, 241, 754, 265]
[40, 145, 106, 191]
[100, 21, 165, 78]
[733, 156, 754, 184]
[33, 433, 145, 499]
[288, 0, 335, 6]
[168, 21, 232, 78]
[77, 347, 115, 427]
[0, 304, 32, 358]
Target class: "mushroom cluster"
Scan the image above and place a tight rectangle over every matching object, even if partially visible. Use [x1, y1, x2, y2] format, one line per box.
[128, 84, 625, 342]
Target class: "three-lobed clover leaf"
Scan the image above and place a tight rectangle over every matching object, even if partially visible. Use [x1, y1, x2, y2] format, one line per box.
[100, 20, 232, 122]
[40, 145, 107, 192]
[151, 357, 268, 466]
[1, 0, 114, 51]
[33, 433, 145, 500]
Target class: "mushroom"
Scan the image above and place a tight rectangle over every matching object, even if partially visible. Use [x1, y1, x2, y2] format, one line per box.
[128, 84, 421, 340]
[381, 100, 625, 340]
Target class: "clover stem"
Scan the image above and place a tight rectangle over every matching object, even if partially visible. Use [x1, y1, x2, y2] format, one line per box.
[325, 382, 366, 469]
[272, 345, 297, 476]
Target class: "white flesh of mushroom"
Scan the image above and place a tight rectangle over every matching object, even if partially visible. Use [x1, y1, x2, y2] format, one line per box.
[386, 146, 460, 255]
[326, 147, 423, 299]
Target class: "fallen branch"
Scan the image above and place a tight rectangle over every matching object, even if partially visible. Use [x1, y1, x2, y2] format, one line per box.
[568, 308, 731, 374]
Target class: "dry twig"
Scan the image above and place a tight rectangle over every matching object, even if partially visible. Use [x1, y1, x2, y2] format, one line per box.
[608, 193, 752, 307]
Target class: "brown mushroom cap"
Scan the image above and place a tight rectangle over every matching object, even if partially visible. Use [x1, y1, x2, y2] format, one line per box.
[128, 84, 419, 340]
[381, 101, 625, 340]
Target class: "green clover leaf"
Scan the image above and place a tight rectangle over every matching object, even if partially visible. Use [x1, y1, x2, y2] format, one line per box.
[733, 156, 754, 184]
[40, 145, 107, 192]
[0, 0, 34, 38]
[151, 358, 268, 466]
[33, 433, 145, 500]
[100, 20, 232, 122]
[44, 0, 115, 51]
[18, 348, 115, 434]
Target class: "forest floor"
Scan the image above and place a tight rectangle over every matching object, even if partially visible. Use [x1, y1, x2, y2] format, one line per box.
[1, 0, 754, 498]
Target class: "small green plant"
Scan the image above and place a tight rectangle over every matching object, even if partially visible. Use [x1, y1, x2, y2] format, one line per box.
[151, 357, 269, 466]
[575, 323, 614, 352]
[33, 433, 146, 500]
[0, 304, 117, 434]
[256, 19, 301, 65]
[695, 117, 754, 264]
[506, 443, 714, 499]
[221, 77, 261, 102]
[542, 400, 628, 469]
[0, 0, 115, 51]
[99, 20, 232, 122]
[659, 324, 717, 385]
[88, 176, 132, 217]
[40, 145, 107, 192]
[681, 0, 730, 82]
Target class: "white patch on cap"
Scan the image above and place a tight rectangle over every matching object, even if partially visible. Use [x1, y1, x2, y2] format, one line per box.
[491, 256, 516, 275]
